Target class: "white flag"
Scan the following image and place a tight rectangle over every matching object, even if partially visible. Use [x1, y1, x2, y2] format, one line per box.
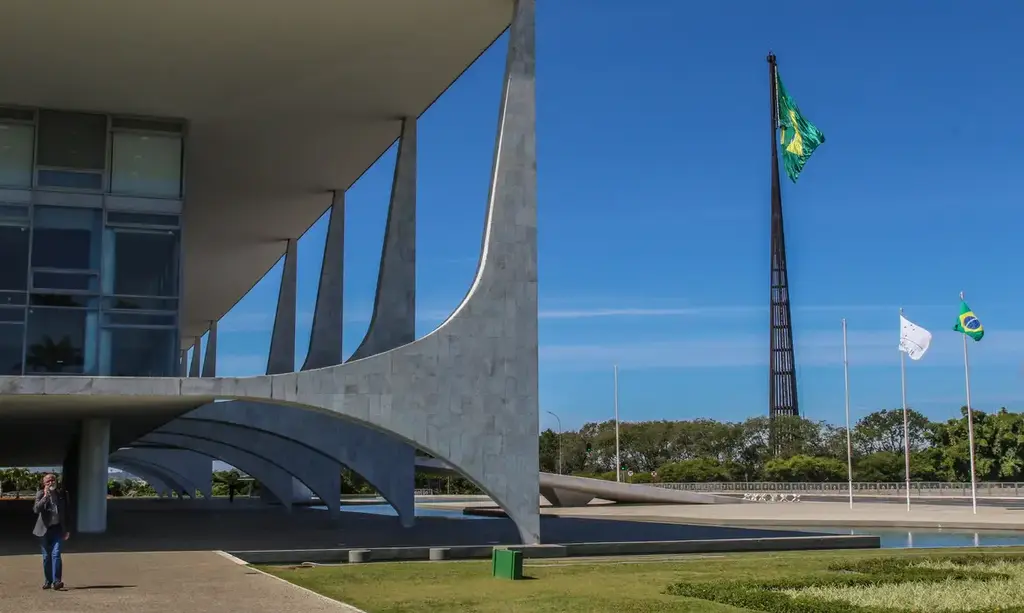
[899, 315, 932, 361]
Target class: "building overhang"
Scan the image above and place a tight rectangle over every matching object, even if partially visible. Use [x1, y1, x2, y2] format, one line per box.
[0, 0, 512, 341]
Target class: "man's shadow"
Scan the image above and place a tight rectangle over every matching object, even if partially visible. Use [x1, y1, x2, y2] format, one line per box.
[65, 585, 136, 591]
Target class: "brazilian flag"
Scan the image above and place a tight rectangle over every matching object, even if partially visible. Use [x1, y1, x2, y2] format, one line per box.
[953, 300, 984, 341]
[776, 72, 826, 183]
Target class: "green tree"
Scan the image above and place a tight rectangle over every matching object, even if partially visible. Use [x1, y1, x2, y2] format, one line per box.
[853, 408, 932, 455]
[763, 455, 847, 482]
[657, 458, 734, 482]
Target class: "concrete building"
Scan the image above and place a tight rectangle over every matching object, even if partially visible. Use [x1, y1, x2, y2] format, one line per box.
[0, 0, 540, 543]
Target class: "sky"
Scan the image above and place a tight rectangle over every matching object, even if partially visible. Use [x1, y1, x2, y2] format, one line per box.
[189, 0, 1024, 433]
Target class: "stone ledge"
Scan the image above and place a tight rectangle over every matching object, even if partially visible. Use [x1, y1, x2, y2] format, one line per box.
[228, 535, 879, 565]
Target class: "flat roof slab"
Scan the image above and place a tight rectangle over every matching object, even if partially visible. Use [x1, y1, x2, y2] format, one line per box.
[0, 0, 512, 338]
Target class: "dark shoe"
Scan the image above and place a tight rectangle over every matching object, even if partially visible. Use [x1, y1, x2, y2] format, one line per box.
[41, 582, 51, 590]
[52, 581, 64, 590]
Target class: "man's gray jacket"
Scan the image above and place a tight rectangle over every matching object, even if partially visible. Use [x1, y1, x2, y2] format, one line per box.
[32, 488, 68, 538]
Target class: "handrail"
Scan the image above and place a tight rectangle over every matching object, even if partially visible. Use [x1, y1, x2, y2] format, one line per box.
[649, 481, 1023, 497]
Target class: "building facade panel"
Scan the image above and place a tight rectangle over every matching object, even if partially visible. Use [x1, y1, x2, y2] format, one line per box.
[0, 107, 185, 377]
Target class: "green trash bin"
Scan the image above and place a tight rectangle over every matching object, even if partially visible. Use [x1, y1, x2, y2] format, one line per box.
[491, 548, 523, 580]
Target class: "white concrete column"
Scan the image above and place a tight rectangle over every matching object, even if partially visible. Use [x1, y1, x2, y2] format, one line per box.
[77, 418, 110, 533]
[267, 239, 297, 375]
[201, 321, 217, 377]
[188, 336, 201, 377]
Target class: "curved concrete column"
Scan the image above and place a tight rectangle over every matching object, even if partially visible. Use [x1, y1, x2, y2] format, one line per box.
[135, 433, 299, 512]
[152, 419, 341, 518]
[184, 401, 414, 525]
[350, 116, 417, 361]
[304, 191, 346, 370]
[267, 239, 297, 376]
[188, 336, 201, 377]
[108, 459, 182, 497]
[0, 0, 540, 543]
[202, 322, 217, 377]
[112, 447, 213, 499]
[109, 457, 196, 498]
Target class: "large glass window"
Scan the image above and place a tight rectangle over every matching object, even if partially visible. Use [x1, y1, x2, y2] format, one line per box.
[103, 326, 176, 377]
[31, 206, 102, 271]
[25, 308, 91, 374]
[0, 320, 23, 375]
[111, 133, 183, 198]
[0, 224, 29, 291]
[36, 111, 107, 170]
[107, 230, 178, 297]
[0, 123, 34, 187]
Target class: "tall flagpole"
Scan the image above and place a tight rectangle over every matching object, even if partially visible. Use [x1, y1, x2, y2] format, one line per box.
[899, 308, 912, 512]
[614, 364, 621, 483]
[960, 291, 978, 514]
[841, 319, 854, 509]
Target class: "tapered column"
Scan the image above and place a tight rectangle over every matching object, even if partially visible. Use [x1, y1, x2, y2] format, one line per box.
[179, 350, 188, 376]
[201, 321, 217, 377]
[188, 337, 201, 377]
[267, 239, 297, 375]
[76, 418, 110, 533]
[303, 192, 345, 370]
[350, 118, 417, 360]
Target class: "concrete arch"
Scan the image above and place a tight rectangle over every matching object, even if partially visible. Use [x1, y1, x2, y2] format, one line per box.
[0, 0, 540, 543]
[109, 457, 196, 499]
[134, 433, 306, 513]
[182, 402, 414, 525]
[108, 459, 179, 497]
[150, 419, 343, 519]
[112, 447, 213, 499]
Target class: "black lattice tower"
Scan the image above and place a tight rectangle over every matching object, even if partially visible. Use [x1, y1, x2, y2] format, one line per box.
[767, 53, 799, 428]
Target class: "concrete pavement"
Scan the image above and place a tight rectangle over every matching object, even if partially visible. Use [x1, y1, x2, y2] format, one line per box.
[0, 551, 356, 613]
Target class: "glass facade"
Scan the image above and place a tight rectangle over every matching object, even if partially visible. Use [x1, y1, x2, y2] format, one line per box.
[0, 107, 184, 377]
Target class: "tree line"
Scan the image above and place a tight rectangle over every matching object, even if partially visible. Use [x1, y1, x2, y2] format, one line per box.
[540, 407, 1024, 483]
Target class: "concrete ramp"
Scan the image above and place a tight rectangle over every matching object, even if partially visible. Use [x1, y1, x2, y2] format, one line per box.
[539, 473, 737, 507]
[415, 458, 735, 507]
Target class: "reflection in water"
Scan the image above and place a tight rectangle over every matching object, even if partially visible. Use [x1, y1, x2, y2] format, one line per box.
[810, 526, 1024, 549]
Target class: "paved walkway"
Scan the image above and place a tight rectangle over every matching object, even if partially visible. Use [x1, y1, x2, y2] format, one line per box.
[0, 551, 356, 613]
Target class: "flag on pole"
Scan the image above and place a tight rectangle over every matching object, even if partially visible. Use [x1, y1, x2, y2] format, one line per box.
[954, 301, 984, 342]
[776, 71, 826, 183]
[899, 315, 932, 361]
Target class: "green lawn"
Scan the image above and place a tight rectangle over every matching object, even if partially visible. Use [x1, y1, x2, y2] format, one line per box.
[260, 547, 1024, 613]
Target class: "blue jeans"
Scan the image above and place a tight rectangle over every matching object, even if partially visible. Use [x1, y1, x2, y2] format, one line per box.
[40, 524, 63, 584]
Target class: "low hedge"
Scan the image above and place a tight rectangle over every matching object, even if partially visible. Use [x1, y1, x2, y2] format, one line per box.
[666, 554, 1024, 613]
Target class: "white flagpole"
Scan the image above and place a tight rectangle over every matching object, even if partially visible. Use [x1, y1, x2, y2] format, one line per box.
[960, 291, 978, 514]
[614, 364, 621, 483]
[842, 318, 854, 509]
[899, 308, 912, 512]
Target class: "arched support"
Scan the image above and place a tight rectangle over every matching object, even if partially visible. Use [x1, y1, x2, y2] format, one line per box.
[109, 456, 196, 499]
[112, 447, 213, 499]
[151, 419, 342, 518]
[183, 401, 414, 526]
[135, 433, 299, 513]
[0, 0, 540, 543]
[109, 459, 182, 497]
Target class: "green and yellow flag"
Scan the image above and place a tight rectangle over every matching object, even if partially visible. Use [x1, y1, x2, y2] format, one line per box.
[953, 300, 984, 342]
[776, 72, 825, 183]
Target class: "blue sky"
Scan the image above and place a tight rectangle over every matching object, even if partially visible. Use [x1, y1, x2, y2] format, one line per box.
[190, 0, 1024, 432]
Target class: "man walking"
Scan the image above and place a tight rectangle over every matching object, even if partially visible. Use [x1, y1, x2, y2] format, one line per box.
[32, 473, 70, 590]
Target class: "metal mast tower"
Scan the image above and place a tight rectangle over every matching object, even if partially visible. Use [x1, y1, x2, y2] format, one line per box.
[767, 53, 799, 426]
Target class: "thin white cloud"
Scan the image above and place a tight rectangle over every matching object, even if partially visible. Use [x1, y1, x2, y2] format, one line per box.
[540, 329, 1024, 371]
[536, 304, 954, 320]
